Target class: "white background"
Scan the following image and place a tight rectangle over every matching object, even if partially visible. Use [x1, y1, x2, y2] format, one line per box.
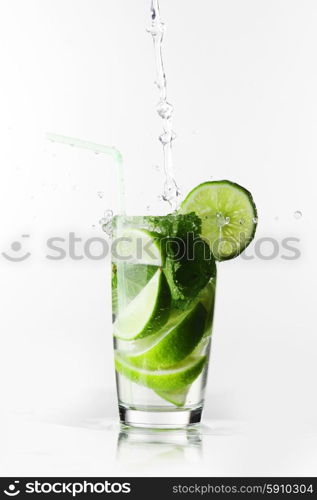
[0, 0, 317, 476]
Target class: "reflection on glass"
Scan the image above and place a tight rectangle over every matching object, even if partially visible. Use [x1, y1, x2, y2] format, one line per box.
[117, 425, 202, 465]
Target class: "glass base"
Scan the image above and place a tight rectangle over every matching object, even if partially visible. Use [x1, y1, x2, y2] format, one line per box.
[119, 405, 202, 429]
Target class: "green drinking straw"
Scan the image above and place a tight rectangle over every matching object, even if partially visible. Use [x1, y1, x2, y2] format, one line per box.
[46, 132, 126, 214]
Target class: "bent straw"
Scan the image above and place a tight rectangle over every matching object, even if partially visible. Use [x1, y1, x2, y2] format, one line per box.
[46, 132, 126, 215]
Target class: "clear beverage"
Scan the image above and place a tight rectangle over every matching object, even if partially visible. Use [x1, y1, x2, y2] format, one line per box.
[112, 213, 216, 427]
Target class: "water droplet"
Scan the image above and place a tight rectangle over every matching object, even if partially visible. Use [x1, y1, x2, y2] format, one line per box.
[162, 193, 172, 202]
[72, 185, 78, 191]
[162, 179, 180, 208]
[99, 209, 113, 235]
[252, 217, 258, 224]
[95, 151, 100, 155]
[274, 216, 279, 221]
[101, 222, 113, 235]
[147, 22, 165, 37]
[216, 213, 230, 227]
[154, 165, 160, 172]
[104, 209, 113, 219]
[157, 101, 174, 120]
[294, 211, 302, 219]
[159, 131, 177, 146]
[239, 218, 245, 225]
[97, 191, 104, 199]
[92, 224, 96, 228]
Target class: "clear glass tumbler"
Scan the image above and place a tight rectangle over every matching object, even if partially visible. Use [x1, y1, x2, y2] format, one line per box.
[112, 213, 216, 428]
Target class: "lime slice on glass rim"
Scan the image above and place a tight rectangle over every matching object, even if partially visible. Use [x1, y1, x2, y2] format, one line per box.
[115, 353, 207, 392]
[114, 269, 171, 341]
[180, 180, 257, 261]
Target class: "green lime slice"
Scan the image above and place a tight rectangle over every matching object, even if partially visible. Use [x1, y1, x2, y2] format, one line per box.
[112, 263, 157, 316]
[115, 354, 207, 392]
[180, 180, 257, 261]
[155, 388, 189, 407]
[125, 302, 207, 370]
[112, 228, 163, 266]
[198, 278, 216, 310]
[114, 269, 171, 340]
[198, 278, 216, 332]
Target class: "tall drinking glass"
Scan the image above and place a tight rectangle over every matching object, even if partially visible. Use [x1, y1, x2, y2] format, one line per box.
[112, 213, 216, 428]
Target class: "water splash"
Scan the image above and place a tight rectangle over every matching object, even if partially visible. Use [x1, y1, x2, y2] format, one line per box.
[147, 0, 181, 210]
[294, 211, 302, 219]
[100, 210, 113, 235]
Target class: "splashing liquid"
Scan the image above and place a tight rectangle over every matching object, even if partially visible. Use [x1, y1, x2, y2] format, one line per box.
[294, 211, 302, 219]
[100, 210, 113, 235]
[147, 0, 181, 210]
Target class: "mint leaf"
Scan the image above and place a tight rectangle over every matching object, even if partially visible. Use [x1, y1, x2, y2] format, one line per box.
[163, 233, 216, 309]
[145, 212, 202, 238]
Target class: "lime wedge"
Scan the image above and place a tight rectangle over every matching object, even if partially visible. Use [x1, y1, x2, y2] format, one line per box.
[126, 302, 208, 370]
[112, 263, 157, 315]
[198, 278, 216, 329]
[112, 228, 163, 266]
[114, 269, 171, 340]
[155, 388, 189, 407]
[180, 180, 257, 261]
[115, 354, 207, 392]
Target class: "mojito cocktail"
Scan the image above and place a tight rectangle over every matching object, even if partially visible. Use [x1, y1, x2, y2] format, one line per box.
[112, 181, 257, 427]
[112, 213, 216, 427]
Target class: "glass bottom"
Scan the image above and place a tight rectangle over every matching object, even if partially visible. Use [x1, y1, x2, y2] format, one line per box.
[119, 404, 202, 429]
